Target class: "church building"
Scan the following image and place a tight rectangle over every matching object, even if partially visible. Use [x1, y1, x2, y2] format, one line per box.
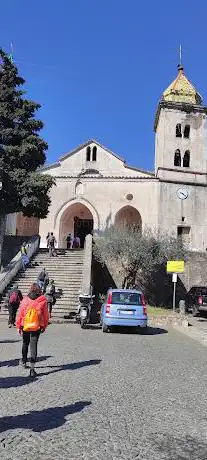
[7, 64, 207, 252]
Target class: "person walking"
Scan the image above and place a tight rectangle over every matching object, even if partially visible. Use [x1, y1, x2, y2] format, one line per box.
[8, 284, 23, 327]
[16, 283, 49, 378]
[45, 279, 56, 318]
[48, 232, 57, 257]
[66, 233, 72, 249]
[37, 267, 49, 292]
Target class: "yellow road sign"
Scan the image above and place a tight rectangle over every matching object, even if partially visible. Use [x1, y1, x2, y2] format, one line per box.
[167, 260, 184, 273]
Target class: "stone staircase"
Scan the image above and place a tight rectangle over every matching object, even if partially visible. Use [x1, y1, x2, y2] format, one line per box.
[0, 248, 84, 322]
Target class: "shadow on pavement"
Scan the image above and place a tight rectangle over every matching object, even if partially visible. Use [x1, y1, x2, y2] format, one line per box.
[0, 375, 35, 389]
[108, 327, 168, 335]
[37, 359, 102, 376]
[0, 340, 21, 344]
[0, 359, 101, 388]
[0, 400, 91, 433]
[0, 355, 52, 368]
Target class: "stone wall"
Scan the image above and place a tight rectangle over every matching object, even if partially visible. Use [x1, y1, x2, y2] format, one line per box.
[93, 251, 207, 307]
[16, 213, 40, 236]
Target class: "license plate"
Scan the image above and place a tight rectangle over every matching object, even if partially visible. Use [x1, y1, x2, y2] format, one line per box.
[119, 310, 134, 315]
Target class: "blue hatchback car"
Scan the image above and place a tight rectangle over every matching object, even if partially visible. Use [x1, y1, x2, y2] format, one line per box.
[100, 289, 148, 332]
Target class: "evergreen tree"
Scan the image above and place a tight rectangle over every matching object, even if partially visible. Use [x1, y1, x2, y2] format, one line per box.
[0, 49, 55, 264]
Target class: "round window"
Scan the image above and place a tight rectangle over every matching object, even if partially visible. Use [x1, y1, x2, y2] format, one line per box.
[126, 193, 133, 201]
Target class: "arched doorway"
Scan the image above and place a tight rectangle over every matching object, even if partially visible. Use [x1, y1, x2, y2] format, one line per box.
[114, 206, 142, 231]
[59, 202, 93, 248]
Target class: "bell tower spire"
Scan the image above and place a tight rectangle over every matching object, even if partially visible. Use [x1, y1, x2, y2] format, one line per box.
[154, 62, 207, 177]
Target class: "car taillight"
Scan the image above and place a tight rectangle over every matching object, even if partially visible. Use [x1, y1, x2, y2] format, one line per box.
[141, 293, 146, 306]
[107, 292, 112, 304]
[198, 296, 203, 305]
[141, 293, 147, 315]
[106, 305, 110, 314]
[143, 305, 147, 316]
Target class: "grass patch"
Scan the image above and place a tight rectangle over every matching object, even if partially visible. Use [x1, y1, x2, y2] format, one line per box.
[147, 306, 171, 316]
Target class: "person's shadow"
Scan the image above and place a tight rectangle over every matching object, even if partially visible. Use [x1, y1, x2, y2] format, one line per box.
[0, 340, 20, 344]
[0, 359, 101, 389]
[0, 401, 91, 433]
[36, 359, 102, 377]
[0, 355, 52, 368]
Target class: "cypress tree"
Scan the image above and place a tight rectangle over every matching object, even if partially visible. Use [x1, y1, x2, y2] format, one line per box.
[0, 49, 55, 265]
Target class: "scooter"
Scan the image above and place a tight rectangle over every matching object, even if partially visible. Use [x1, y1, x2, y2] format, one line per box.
[77, 294, 95, 329]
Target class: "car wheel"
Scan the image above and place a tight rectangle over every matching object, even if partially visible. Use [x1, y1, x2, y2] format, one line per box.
[192, 305, 199, 317]
[102, 323, 110, 333]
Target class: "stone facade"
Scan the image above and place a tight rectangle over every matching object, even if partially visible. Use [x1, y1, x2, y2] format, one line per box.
[10, 65, 207, 252]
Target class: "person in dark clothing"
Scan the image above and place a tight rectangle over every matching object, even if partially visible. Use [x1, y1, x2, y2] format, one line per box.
[16, 283, 49, 378]
[37, 267, 49, 292]
[66, 233, 72, 249]
[48, 232, 57, 257]
[45, 279, 56, 318]
[8, 284, 23, 328]
[46, 232, 50, 247]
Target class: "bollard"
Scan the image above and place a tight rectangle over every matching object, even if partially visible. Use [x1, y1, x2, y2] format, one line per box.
[179, 300, 186, 315]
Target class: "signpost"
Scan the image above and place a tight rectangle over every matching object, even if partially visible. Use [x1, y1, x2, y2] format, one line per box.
[167, 261, 185, 311]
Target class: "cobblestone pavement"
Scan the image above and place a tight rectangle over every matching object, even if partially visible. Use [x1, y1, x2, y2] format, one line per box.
[0, 323, 207, 460]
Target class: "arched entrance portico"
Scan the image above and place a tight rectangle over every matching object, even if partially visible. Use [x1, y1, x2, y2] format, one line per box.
[114, 205, 142, 231]
[57, 201, 97, 248]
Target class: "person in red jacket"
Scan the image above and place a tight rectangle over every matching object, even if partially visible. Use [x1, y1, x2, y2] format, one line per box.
[16, 283, 49, 378]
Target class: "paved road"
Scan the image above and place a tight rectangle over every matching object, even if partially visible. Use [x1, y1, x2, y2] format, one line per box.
[188, 312, 207, 333]
[0, 323, 207, 460]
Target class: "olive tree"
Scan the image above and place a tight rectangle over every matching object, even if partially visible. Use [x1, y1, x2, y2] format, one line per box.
[94, 227, 185, 297]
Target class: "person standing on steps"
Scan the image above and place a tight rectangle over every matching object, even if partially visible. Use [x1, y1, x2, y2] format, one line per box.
[37, 267, 49, 293]
[73, 234, 80, 249]
[8, 284, 23, 328]
[66, 233, 72, 249]
[45, 279, 56, 318]
[48, 232, 57, 257]
[16, 283, 49, 378]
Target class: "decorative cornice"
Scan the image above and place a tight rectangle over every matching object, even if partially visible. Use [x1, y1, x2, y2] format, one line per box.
[54, 175, 157, 181]
[154, 100, 207, 131]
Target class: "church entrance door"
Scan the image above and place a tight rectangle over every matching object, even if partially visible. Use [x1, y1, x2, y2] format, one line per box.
[59, 202, 94, 248]
[74, 217, 93, 248]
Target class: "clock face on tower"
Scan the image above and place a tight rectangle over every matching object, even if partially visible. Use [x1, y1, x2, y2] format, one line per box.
[177, 188, 189, 200]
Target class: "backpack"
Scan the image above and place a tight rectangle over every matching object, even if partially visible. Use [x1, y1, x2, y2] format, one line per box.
[9, 291, 18, 304]
[23, 306, 40, 332]
[46, 284, 54, 295]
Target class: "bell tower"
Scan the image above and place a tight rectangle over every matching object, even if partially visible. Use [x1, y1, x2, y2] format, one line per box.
[154, 64, 207, 178]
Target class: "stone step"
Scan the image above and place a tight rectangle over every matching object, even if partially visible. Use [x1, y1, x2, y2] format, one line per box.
[0, 245, 85, 321]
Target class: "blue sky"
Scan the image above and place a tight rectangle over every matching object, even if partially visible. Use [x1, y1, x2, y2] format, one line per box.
[1, 0, 207, 170]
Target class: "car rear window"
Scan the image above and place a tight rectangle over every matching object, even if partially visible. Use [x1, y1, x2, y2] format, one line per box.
[111, 292, 142, 305]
